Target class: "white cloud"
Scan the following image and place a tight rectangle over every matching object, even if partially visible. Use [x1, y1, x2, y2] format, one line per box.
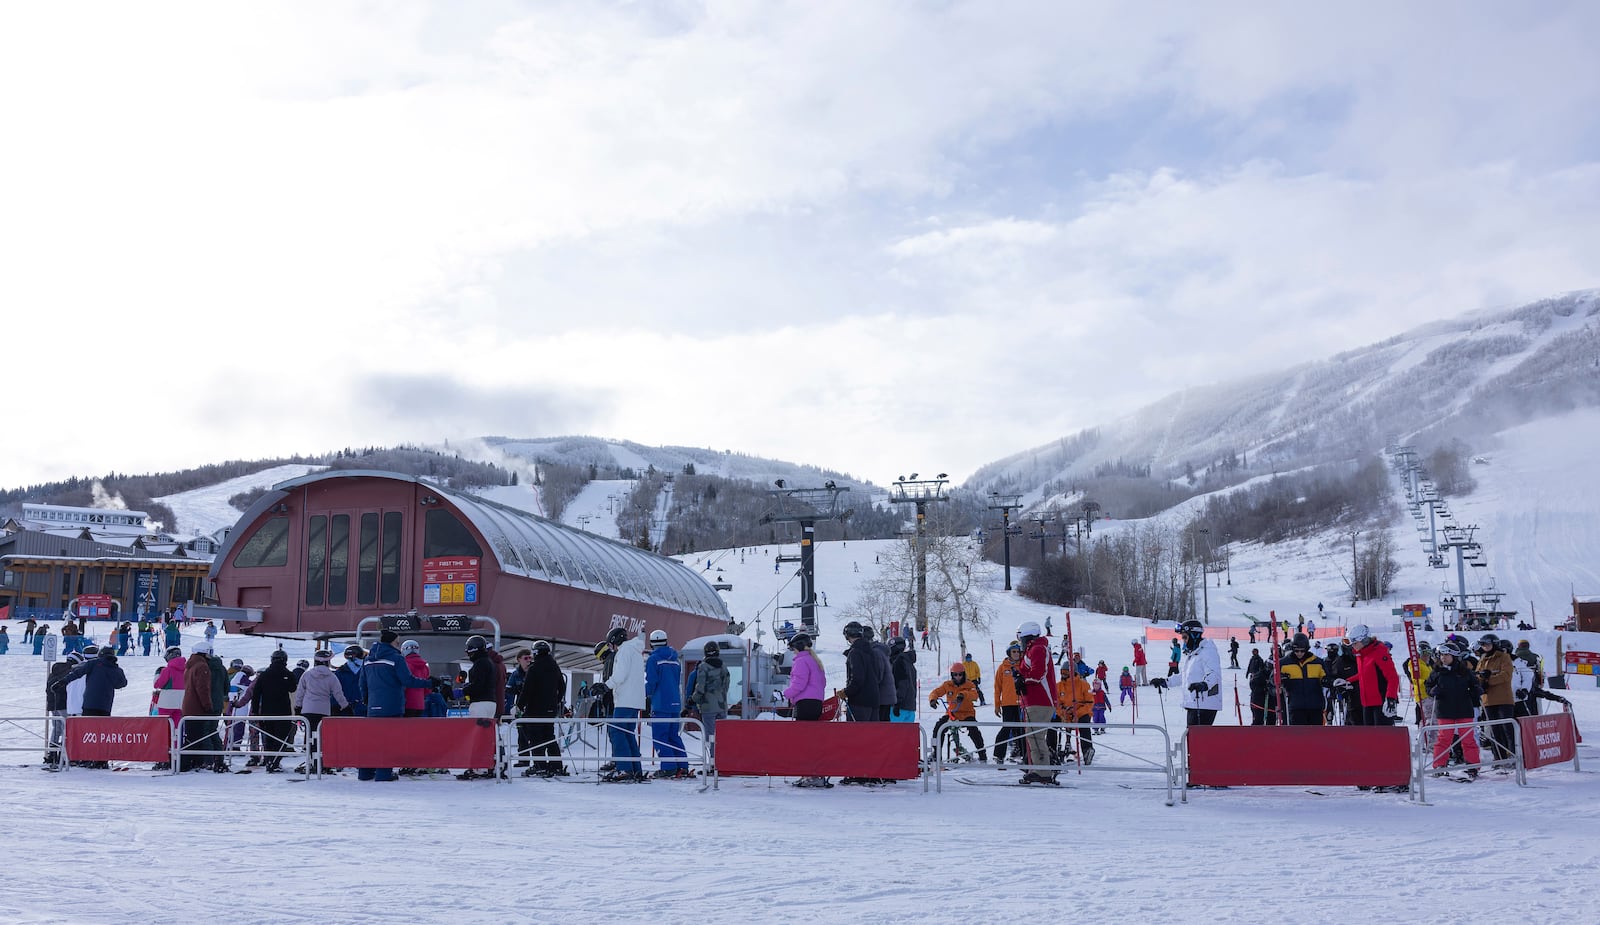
[0, 2, 1596, 487]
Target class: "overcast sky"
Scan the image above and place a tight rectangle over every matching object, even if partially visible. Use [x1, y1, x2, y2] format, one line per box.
[3, 2, 1597, 490]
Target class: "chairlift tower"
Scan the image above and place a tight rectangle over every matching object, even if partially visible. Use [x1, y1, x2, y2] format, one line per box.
[759, 480, 852, 634]
[888, 474, 951, 632]
[987, 492, 1024, 591]
[1436, 524, 1483, 619]
[1028, 511, 1064, 562]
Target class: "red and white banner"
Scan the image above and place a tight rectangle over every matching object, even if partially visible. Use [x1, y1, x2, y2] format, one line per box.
[1518, 712, 1578, 770]
[65, 717, 173, 763]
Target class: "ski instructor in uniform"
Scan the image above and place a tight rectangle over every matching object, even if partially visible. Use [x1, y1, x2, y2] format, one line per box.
[1151, 619, 1222, 726]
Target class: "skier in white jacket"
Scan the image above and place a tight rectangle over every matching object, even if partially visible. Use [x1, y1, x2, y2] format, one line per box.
[1151, 620, 1222, 726]
[599, 628, 647, 782]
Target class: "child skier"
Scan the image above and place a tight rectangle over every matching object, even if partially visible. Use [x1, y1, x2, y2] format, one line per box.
[1090, 679, 1110, 734]
[1118, 667, 1135, 704]
[928, 663, 987, 763]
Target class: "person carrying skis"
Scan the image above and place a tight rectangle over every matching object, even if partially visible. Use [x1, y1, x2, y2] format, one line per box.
[929, 663, 987, 763]
[1014, 621, 1059, 785]
[1150, 620, 1222, 726]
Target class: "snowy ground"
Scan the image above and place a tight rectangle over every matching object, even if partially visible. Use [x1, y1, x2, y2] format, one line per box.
[13, 412, 1600, 922]
[5, 532, 1599, 923]
[153, 463, 323, 537]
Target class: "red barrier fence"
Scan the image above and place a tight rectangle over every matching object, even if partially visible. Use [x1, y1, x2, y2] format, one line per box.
[714, 720, 921, 780]
[1185, 725, 1411, 788]
[65, 717, 173, 763]
[1518, 712, 1578, 771]
[319, 717, 498, 770]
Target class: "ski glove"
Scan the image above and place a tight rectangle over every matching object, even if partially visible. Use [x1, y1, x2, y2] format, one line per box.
[1188, 682, 1208, 694]
[1150, 678, 1167, 689]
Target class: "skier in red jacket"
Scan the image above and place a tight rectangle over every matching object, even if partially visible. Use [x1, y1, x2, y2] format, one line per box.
[1015, 621, 1058, 785]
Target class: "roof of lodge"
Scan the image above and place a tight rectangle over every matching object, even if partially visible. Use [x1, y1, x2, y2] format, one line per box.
[0, 530, 210, 567]
[216, 469, 730, 621]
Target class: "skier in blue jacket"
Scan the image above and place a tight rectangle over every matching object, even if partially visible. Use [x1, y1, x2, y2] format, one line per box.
[355, 631, 433, 782]
[644, 630, 689, 778]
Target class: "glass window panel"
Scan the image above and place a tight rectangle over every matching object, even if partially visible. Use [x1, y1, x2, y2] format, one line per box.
[380, 512, 402, 605]
[233, 517, 290, 568]
[357, 513, 378, 606]
[328, 514, 350, 607]
[305, 515, 326, 607]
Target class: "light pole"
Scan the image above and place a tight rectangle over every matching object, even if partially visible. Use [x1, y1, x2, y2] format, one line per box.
[1197, 528, 1210, 625]
[1348, 529, 1362, 603]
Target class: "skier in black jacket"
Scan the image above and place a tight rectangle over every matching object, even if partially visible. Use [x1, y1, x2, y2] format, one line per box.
[249, 650, 298, 772]
[515, 641, 569, 777]
[890, 637, 918, 721]
[1424, 640, 1484, 779]
[840, 622, 882, 721]
[864, 625, 896, 721]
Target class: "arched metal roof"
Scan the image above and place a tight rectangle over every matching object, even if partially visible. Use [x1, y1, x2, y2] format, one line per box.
[228, 469, 728, 620]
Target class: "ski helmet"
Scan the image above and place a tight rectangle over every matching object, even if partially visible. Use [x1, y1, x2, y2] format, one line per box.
[648, 629, 669, 648]
[400, 640, 421, 655]
[230, 658, 245, 670]
[270, 649, 288, 662]
[702, 641, 721, 658]
[296, 659, 310, 669]
[532, 640, 553, 657]
[1348, 624, 1373, 644]
[1441, 639, 1469, 659]
[1178, 620, 1205, 650]
[164, 646, 182, 660]
[861, 624, 876, 640]
[950, 662, 966, 675]
[787, 633, 812, 651]
[890, 636, 907, 654]
[606, 627, 629, 648]
[342, 644, 364, 660]
[314, 649, 334, 663]
[1291, 633, 1311, 651]
[1016, 620, 1042, 640]
[842, 621, 864, 640]
[1477, 633, 1499, 650]
[465, 635, 488, 654]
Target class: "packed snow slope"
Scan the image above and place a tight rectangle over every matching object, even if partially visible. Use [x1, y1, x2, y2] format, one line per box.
[4, 531, 1599, 924]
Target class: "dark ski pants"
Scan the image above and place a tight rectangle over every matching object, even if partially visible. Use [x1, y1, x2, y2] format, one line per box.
[794, 699, 824, 722]
[522, 718, 564, 772]
[932, 715, 986, 761]
[257, 719, 294, 768]
[994, 705, 1024, 761]
[1288, 708, 1323, 726]
[1186, 708, 1218, 727]
[1483, 704, 1516, 759]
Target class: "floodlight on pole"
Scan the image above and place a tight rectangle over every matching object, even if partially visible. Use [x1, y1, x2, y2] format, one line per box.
[887, 474, 951, 633]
